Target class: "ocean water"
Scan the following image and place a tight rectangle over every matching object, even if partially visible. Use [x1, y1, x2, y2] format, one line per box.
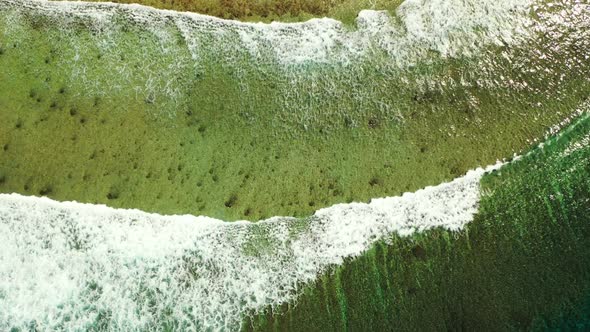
[0, 0, 589, 330]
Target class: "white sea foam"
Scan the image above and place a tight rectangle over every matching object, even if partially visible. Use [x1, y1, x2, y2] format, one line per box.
[0, 162, 502, 330]
[1, 0, 533, 66]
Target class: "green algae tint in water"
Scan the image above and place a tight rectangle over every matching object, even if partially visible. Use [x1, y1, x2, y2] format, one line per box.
[1, 0, 588, 222]
[244, 112, 590, 331]
[0, 0, 590, 330]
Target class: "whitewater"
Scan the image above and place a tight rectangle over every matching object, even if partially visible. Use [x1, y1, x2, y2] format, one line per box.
[1, 0, 533, 67]
[0, 162, 503, 330]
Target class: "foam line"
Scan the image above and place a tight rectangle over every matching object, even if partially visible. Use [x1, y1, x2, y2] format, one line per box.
[1, 0, 533, 66]
[0, 162, 502, 330]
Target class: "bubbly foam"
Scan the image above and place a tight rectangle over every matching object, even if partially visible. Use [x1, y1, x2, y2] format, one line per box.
[0, 163, 502, 330]
[1, 0, 533, 66]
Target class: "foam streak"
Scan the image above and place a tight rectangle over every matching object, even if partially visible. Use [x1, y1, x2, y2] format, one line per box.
[0, 163, 501, 330]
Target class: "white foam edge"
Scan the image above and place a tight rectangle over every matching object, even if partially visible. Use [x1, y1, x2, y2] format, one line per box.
[1, 0, 534, 65]
[0, 160, 503, 330]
